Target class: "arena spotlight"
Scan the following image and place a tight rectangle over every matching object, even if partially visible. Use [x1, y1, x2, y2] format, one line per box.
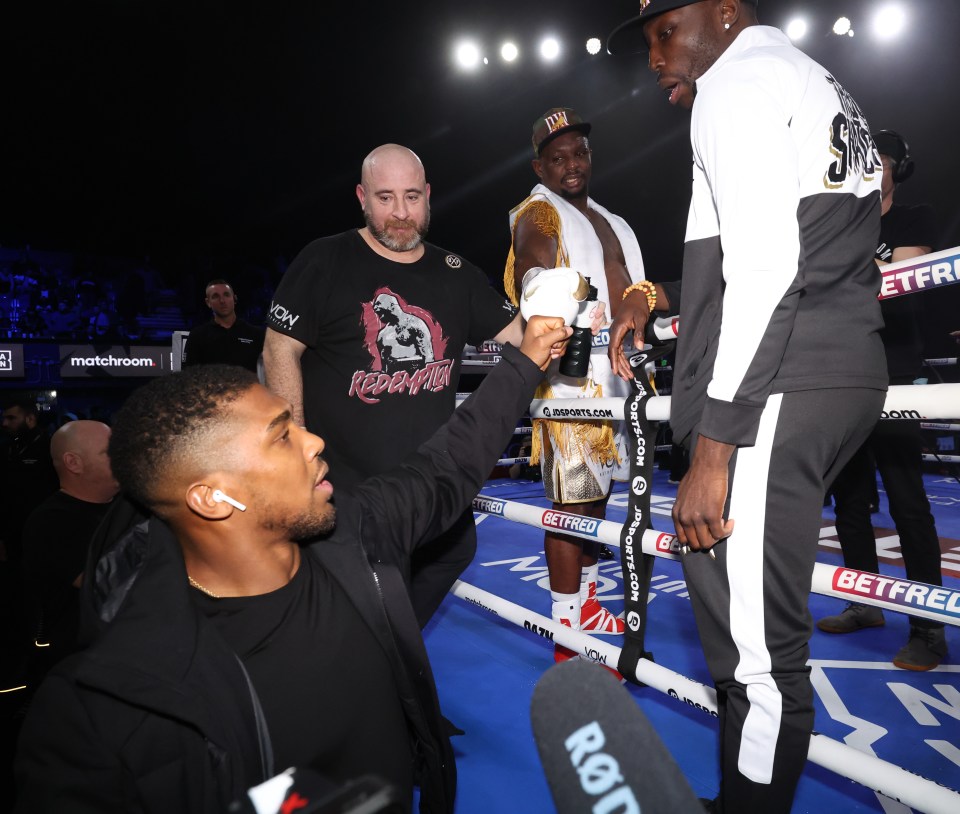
[501, 41, 519, 62]
[832, 17, 852, 36]
[540, 37, 560, 61]
[585, 37, 602, 55]
[455, 41, 481, 70]
[785, 18, 807, 41]
[873, 4, 907, 41]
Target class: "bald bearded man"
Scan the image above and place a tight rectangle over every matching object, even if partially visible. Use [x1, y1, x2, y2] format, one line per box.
[264, 144, 523, 627]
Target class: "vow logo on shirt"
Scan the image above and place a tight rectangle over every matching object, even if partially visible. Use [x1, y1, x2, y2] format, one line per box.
[269, 301, 300, 329]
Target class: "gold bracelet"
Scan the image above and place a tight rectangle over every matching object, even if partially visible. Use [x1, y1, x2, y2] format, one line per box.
[622, 280, 656, 311]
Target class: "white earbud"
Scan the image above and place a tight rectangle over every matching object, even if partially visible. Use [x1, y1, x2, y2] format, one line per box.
[212, 489, 247, 512]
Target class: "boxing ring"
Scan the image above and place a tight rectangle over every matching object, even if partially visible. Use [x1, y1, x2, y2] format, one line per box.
[448, 377, 960, 812]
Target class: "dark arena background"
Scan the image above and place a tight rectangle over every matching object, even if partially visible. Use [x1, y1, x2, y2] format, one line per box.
[2, 1, 960, 812]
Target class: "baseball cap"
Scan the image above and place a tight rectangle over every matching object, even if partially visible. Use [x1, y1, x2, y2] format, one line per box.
[606, 0, 759, 55]
[531, 108, 592, 156]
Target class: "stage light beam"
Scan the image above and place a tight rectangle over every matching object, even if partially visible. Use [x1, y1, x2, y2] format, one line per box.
[785, 18, 807, 41]
[501, 42, 519, 62]
[586, 37, 601, 55]
[455, 41, 481, 70]
[540, 37, 560, 61]
[833, 17, 852, 36]
[874, 4, 907, 41]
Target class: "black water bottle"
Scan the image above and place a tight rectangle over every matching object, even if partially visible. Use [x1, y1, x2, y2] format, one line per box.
[559, 281, 599, 378]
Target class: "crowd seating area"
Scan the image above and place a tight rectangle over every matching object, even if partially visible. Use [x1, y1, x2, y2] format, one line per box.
[0, 246, 278, 341]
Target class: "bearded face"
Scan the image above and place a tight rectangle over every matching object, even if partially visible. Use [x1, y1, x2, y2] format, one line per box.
[364, 197, 431, 252]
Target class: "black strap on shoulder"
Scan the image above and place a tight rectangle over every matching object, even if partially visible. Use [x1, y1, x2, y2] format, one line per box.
[617, 345, 672, 684]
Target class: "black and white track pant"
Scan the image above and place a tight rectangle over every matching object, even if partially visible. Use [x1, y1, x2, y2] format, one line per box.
[682, 387, 885, 813]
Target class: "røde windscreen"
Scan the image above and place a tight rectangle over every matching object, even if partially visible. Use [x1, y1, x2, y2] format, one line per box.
[530, 659, 702, 814]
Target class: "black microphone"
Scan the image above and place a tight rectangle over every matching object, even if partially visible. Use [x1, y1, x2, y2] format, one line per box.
[530, 659, 703, 814]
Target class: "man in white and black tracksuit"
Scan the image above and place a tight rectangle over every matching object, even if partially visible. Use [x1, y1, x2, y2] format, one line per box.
[608, 2, 888, 811]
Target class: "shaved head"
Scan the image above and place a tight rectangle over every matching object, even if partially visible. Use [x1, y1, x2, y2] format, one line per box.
[51, 420, 118, 502]
[357, 143, 431, 254]
[360, 144, 426, 189]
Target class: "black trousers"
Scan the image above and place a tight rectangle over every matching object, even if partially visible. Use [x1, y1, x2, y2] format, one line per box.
[832, 418, 944, 629]
[683, 388, 884, 814]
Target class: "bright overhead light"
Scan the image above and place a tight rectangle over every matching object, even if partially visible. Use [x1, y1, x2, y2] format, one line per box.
[873, 4, 907, 40]
[833, 17, 852, 36]
[585, 37, 602, 55]
[501, 42, 519, 62]
[455, 41, 481, 69]
[540, 37, 560, 61]
[785, 18, 807, 41]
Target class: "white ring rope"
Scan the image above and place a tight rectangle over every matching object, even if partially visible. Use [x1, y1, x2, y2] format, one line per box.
[451, 579, 960, 814]
[528, 383, 960, 422]
[495, 456, 531, 466]
[472, 496, 960, 628]
[923, 454, 960, 463]
[879, 246, 960, 300]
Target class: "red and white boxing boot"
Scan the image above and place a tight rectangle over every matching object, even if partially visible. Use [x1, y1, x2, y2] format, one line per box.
[551, 592, 580, 663]
[579, 567, 624, 635]
[553, 618, 577, 664]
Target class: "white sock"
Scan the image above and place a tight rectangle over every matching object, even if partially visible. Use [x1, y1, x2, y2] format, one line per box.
[551, 591, 580, 629]
[580, 562, 599, 604]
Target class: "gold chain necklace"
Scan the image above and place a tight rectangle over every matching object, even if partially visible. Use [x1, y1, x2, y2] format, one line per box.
[187, 575, 221, 599]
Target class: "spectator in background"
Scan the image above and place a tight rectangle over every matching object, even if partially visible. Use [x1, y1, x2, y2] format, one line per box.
[0, 399, 58, 700]
[22, 421, 118, 683]
[183, 279, 264, 374]
[817, 130, 947, 670]
[1, 400, 58, 569]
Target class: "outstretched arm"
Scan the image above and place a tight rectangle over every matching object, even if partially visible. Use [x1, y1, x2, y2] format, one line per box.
[512, 206, 563, 302]
[354, 317, 570, 556]
[492, 311, 524, 347]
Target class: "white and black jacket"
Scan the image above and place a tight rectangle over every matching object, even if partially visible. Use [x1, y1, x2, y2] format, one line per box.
[671, 25, 888, 448]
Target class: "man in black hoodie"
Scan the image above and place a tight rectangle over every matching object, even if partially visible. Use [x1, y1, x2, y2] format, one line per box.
[14, 317, 569, 814]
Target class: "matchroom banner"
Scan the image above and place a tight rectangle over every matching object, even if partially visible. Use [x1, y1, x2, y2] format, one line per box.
[60, 344, 173, 378]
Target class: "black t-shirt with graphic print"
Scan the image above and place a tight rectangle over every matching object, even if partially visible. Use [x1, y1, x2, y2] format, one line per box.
[267, 230, 517, 489]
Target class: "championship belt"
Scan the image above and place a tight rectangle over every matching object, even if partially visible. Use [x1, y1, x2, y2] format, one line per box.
[617, 345, 672, 683]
